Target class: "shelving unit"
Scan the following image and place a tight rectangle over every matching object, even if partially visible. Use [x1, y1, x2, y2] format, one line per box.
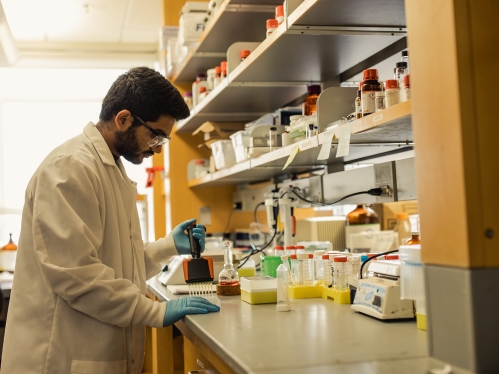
[188, 100, 412, 187]
[174, 0, 407, 134]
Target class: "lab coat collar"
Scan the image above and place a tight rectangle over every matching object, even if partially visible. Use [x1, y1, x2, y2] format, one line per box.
[83, 122, 118, 167]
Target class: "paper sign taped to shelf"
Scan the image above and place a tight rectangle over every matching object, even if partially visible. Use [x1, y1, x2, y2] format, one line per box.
[317, 131, 335, 160]
[336, 124, 351, 158]
[283, 145, 300, 170]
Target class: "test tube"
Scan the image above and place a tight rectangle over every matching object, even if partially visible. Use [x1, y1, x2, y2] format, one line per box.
[276, 260, 290, 312]
[295, 245, 305, 255]
[274, 245, 284, 257]
[290, 254, 298, 285]
[314, 250, 326, 284]
[333, 256, 348, 290]
[322, 254, 332, 287]
[285, 245, 295, 257]
[307, 254, 315, 285]
[296, 253, 310, 286]
[347, 255, 361, 288]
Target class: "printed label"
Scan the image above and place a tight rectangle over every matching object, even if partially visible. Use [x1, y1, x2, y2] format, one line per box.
[361, 91, 375, 114]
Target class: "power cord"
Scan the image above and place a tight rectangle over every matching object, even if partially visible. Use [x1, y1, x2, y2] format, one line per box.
[359, 249, 399, 279]
[280, 187, 384, 206]
[238, 230, 277, 269]
[253, 201, 265, 224]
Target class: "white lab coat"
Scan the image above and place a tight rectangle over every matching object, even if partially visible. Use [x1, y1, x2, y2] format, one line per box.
[2, 123, 177, 374]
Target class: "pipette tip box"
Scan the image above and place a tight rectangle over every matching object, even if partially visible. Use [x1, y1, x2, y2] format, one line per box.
[240, 276, 277, 305]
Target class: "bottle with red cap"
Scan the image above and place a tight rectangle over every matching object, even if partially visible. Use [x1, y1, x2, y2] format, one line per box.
[384, 79, 400, 108]
[220, 61, 227, 79]
[303, 84, 321, 116]
[266, 19, 278, 38]
[191, 73, 207, 108]
[275, 5, 284, 24]
[274, 245, 284, 257]
[322, 254, 333, 286]
[285, 245, 295, 257]
[240, 49, 250, 61]
[355, 81, 363, 119]
[198, 86, 208, 101]
[289, 254, 298, 284]
[308, 253, 315, 285]
[295, 245, 305, 255]
[213, 66, 221, 88]
[333, 256, 348, 290]
[361, 69, 382, 116]
[404, 74, 410, 100]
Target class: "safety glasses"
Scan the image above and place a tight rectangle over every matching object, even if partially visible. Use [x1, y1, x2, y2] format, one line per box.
[133, 114, 171, 148]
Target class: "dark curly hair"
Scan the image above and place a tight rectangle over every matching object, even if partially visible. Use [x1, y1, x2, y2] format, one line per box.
[99, 67, 190, 123]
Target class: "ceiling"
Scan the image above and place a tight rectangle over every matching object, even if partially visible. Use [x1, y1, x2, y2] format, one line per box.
[1, 0, 164, 68]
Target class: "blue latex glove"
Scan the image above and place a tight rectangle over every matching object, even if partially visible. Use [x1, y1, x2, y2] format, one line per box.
[172, 218, 206, 255]
[163, 297, 220, 326]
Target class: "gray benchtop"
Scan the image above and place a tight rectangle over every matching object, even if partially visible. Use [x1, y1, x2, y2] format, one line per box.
[147, 275, 468, 374]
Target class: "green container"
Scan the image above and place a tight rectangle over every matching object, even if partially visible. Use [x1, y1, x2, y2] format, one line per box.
[260, 255, 283, 278]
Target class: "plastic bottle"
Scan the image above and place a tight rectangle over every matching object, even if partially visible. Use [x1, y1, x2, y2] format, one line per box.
[401, 50, 409, 73]
[183, 92, 193, 111]
[406, 232, 421, 245]
[266, 19, 278, 38]
[274, 245, 284, 257]
[345, 204, 380, 251]
[322, 254, 332, 286]
[285, 245, 295, 257]
[275, 5, 284, 24]
[295, 245, 305, 255]
[282, 126, 291, 147]
[303, 85, 321, 116]
[347, 255, 360, 288]
[361, 69, 382, 116]
[355, 82, 363, 119]
[375, 90, 385, 112]
[333, 256, 348, 290]
[393, 212, 412, 246]
[394, 62, 408, 101]
[385, 79, 400, 108]
[404, 74, 410, 100]
[192, 73, 207, 108]
[269, 126, 278, 151]
[213, 66, 221, 88]
[240, 50, 250, 61]
[198, 86, 208, 101]
[220, 61, 227, 79]
[276, 261, 291, 311]
[207, 68, 216, 90]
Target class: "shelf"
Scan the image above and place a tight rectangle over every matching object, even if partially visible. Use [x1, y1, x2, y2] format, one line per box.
[171, 0, 282, 83]
[176, 80, 307, 133]
[188, 100, 413, 187]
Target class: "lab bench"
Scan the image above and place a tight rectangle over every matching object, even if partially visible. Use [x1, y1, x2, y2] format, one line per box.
[146, 275, 466, 374]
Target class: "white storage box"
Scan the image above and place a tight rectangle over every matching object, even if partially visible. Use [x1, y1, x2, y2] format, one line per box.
[211, 140, 236, 170]
[178, 2, 208, 46]
[229, 130, 250, 163]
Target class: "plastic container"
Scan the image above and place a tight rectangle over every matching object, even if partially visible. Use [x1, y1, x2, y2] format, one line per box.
[314, 250, 326, 283]
[192, 73, 207, 107]
[207, 68, 216, 90]
[220, 61, 228, 78]
[210, 140, 236, 170]
[285, 245, 295, 257]
[296, 253, 312, 286]
[361, 69, 381, 116]
[384, 79, 400, 108]
[303, 85, 321, 116]
[308, 253, 315, 285]
[213, 66, 222, 88]
[229, 130, 250, 163]
[240, 276, 277, 304]
[260, 255, 283, 278]
[198, 86, 208, 101]
[275, 5, 284, 24]
[289, 254, 298, 284]
[274, 245, 284, 257]
[393, 212, 411, 246]
[399, 245, 424, 299]
[347, 255, 361, 288]
[333, 256, 348, 290]
[276, 262, 291, 311]
[295, 245, 305, 255]
[266, 19, 278, 38]
[186, 158, 209, 181]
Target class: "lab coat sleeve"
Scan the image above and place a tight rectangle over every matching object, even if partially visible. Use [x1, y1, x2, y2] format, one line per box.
[31, 155, 165, 329]
[143, 234, 178, 280]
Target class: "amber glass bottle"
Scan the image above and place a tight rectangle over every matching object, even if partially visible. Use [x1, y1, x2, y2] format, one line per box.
[345, 204, 380, 252]
[405, 232, 421, 245]
[303, 84, 321, 115]
[2, 233, 17, 251]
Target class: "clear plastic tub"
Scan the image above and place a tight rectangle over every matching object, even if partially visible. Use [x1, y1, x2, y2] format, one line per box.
[229, 130, 250, 163]
[210, 140, 236, 170]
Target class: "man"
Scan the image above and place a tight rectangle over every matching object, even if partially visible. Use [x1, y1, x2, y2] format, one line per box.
[1, 67, 219, 374]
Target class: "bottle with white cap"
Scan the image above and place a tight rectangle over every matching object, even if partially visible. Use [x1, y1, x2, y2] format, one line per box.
[276, 255, 291, 312]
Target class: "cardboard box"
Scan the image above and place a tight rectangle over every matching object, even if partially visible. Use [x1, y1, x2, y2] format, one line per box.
[372, 201, 419, 231]
[193, 121, 246, 144]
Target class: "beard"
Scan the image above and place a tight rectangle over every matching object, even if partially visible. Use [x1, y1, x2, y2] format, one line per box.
[114, 126, 149, 165]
